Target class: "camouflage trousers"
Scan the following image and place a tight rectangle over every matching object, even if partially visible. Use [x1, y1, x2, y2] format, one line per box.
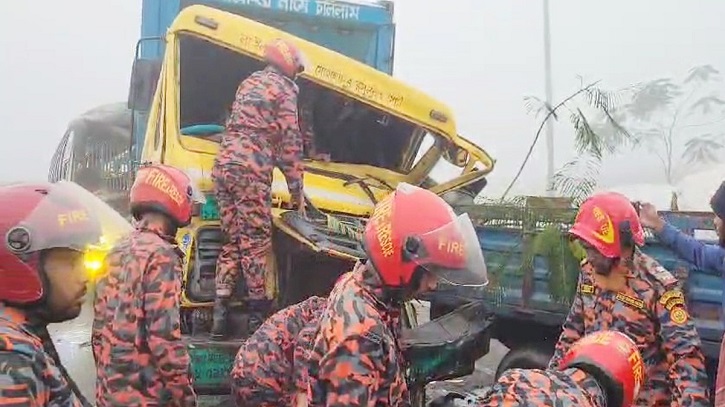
[230, 341, 292, 407]
[212, 164, 271, 300]
[477, 368, 602, 407]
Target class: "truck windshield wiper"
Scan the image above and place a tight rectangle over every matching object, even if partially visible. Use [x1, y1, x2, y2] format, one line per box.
[343, 174, 395, 191]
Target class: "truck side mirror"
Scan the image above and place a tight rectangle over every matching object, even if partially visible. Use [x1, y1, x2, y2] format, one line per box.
[128, 58, 162, 112]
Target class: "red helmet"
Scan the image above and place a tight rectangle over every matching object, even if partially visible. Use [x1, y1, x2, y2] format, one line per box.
[0, 181, 132, 304]
[362, 183, 487, 288]
[130, 164, 204, 228]
[560, 330, 644, 407]
[569, 192, 645, 258]
[264, 38, 308, 79]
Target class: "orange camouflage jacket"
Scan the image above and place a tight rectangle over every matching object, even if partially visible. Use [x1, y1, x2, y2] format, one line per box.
[548, 250, 710, 406]
[216, 66, 305, 203]
[92, 220, 196, 407]
[0, 305, 90, 406]
[307, 265, 408, 407]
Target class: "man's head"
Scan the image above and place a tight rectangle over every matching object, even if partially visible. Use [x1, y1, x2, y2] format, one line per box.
[129, 164, 205, 235]
[0, 181, 132, 323]
[570, 192, 645, 276]
[362, 183, 488, 302]
[42, 248, 88, 322]
[710, 181, 725, 247]
[263, 38, 308, 80]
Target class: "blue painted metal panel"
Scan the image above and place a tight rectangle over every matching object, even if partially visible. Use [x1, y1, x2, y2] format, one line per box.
[140, 0, 181, 59]
[204, 0, 393, 25]
[139, 0, 394, 68]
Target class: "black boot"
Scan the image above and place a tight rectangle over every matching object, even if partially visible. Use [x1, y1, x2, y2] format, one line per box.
[248, 313, 263, 334]
[210, 297, 229, 340]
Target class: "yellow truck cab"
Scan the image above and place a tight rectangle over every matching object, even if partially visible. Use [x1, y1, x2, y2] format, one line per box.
[128, 4, 496, 397]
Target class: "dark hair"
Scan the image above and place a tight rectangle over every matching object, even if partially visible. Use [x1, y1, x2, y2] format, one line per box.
[711, 181, 725, 220]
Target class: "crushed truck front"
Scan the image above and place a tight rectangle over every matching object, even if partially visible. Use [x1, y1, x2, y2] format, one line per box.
[130, 5, 497, 401]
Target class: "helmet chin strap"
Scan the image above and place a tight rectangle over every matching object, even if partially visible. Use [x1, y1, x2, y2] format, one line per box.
[382, 267, 426, 307]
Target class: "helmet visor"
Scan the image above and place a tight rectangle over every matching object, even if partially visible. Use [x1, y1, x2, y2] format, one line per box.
[412, 213, 488, 287]
[12, 181, 133, 256]
[177, 168, 207, 205]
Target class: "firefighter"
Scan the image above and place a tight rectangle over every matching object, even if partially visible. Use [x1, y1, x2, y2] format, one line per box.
[430, 330, 644, 407]
[92, 164, 204, 406]
[548, 191, 710, 405]
[0, 181, 132, 406]
[230, 295, 327, 407]
[307, 183, 488, 406]
[211, 38, 309, 338]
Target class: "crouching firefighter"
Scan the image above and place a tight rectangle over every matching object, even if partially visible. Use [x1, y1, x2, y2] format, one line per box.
[307, 183, 489, 406]
[0, 181, 133, 406]
[211, 37, 309, 338]
[92, 164, 204, 406]
[479, 331, 644, 407]
[230, 295, 327, 407]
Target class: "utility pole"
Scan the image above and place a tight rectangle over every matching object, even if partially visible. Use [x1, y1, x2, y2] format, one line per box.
[543, 0, 555, 195]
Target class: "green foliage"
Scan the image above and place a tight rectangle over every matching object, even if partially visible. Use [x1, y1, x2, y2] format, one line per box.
[462, 199, 582, 305]
[551, 156, 600, 206]
[506, 78, 635, 201]
[534, 226, 580, 304]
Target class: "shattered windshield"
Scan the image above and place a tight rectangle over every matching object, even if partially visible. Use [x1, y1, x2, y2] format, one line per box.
[411, 131, 471, 186]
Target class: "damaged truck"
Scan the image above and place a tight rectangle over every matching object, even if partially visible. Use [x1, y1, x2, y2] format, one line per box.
[50, 1, 499, 405]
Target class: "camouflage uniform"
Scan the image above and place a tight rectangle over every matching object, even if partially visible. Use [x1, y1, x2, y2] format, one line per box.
[473, 367, 606, 406]
[230, 295, 326, 406]
[292, 324, 319, 397]
[213, 66, 305, 300]
[0, 305, 89, 406]
[307, 267, 409, 407]
[548, 250, 710, 406]
[92, 220, 196, 406]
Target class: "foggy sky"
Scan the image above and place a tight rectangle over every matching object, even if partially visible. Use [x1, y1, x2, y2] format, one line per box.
[2, 0, 723, 197]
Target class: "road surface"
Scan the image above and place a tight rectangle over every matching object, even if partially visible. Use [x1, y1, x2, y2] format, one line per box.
[49, 300, 507, 403]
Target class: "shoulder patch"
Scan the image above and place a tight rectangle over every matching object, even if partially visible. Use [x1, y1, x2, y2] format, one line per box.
[659, 289, 690, 325]
[579, 284, 595, 294]
[659, 289, 686, 311]
[669, 307, 689, 325]
[649, 266, 677, 287]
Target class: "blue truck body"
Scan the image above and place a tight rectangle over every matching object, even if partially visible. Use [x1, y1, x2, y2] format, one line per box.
[131, 0, 396, 161]
[429, 205, 722, 388]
